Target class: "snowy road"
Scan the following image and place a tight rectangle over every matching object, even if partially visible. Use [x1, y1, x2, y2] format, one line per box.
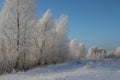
[0, 59, 120, 80]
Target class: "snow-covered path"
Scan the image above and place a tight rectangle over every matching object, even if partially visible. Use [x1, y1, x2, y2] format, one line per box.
[0, 59, 120, 80]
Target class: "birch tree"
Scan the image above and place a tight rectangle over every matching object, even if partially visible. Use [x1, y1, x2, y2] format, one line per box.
[36, 10, 68, 64]
[36, 9, 54, 65]
[56, 15, 68, 62]
[0, 0, 37, 71]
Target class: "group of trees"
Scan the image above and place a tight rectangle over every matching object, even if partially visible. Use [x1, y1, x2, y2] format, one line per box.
[86, 46, 120, 60]
[0, 0, 86, 74]
[0, 0, 120, 74]
[0, 0, 70, 74]
[86, 46, 107, 60]
[0, 0, 37, 72]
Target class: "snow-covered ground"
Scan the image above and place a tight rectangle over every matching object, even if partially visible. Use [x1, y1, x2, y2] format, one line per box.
[0, 59, 120, 80]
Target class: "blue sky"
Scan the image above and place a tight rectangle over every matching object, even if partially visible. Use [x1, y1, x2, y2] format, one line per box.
[0, 0, 120, 50]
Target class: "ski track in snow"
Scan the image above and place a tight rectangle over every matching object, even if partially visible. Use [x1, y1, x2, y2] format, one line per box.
[0, 59, 120, 80]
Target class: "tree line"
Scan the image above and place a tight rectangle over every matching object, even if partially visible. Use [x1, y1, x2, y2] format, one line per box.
[0, 0, 85, 74]
[0, 0, 120, 75]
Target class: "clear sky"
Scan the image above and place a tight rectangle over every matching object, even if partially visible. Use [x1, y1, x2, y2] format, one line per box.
[0, 0, 120, 51]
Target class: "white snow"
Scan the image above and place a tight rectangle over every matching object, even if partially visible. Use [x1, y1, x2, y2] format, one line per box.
[0, 59, 120, 80]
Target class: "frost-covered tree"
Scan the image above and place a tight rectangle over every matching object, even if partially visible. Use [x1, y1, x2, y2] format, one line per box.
[0, 0, 70, 73]
[55, 15, 68, 62]
[115, 47, 120, 58]
[36, 10, 68, 64]
[79, 43, 86, 58]
[0, 38, 9, 73]
[0, 0, 37, 71]
[86, 46, 97, 60]
[69, 39, 86, 61]
[105, 51, 116, 58]
[69, 39, 80, 60]
[35, 9, 54, 65]
[86, 46, 107, 60]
